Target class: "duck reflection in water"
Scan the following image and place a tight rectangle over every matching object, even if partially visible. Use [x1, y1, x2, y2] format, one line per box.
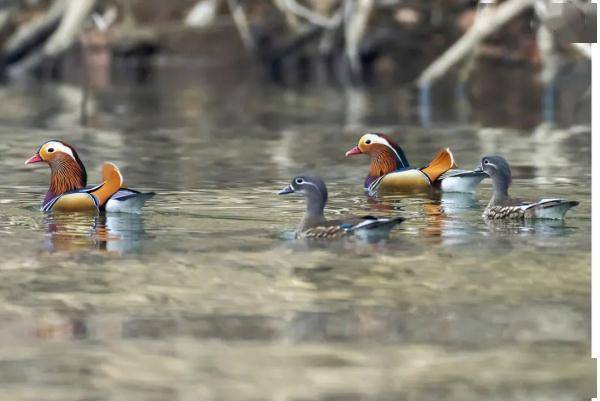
[367, 191, 480, 241]
[43, 212, 148, 254]
[484, 217, 573, 238]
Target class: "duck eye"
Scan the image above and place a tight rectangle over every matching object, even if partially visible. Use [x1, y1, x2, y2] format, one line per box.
[483, 160, 489, 165]
[365, 139, 371, 145]
[295, 178, 304, 184]
[47, 148, 54, 153]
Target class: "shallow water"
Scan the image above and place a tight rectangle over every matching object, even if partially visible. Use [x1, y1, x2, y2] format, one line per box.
[0, 65, 592, 400]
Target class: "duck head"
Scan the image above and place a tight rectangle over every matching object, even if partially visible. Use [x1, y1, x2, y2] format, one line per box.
[278, 175, 328, 218]
[26, 140, 87, 203]
[345, 133, 410, 187]
[478, 155, 511, 200]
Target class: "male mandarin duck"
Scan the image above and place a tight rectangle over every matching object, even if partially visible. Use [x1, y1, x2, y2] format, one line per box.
[26, 140, 155, 213]
[477, 155, 578, 220]
[278, 175, 404, 240]
[345, 133, 487, 195]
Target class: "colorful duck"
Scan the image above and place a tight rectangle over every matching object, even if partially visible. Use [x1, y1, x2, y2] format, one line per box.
[278, 174, 404, 239]
[477, 155, 578, 220]
[26, 140, 154, 213]
[345, 133, 487, 195]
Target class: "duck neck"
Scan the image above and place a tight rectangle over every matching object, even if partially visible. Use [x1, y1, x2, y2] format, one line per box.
[298, 194, 326, 231]
[489, 177, 511, 206]
[366, 147, 407, 187]
[46, 155, 87, 203]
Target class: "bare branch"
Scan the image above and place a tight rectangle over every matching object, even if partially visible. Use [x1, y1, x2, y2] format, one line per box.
[185, 0, 222, 28]
[417, 0, 536, 87]
[43, 0, 97, 56]
[344, 0, 374, 75]
[281, 0, 342, 29]
[226, 0, 255, 53]
[4, 0, 66, 55]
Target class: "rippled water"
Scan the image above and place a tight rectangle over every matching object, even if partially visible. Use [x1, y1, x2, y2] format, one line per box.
[0, 65, 592, 400]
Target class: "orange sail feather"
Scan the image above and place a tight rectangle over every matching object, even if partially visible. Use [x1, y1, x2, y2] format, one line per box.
[90, 163, 124, 207]
[420, 148, 456, 183]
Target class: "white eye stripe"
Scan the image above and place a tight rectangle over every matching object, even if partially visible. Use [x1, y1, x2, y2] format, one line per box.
[298, 180, 322, 193]
[365, 135, 406, 168]
[44, 141, 75, 160]
[297, 180, 323, 194]
[303, 181, 321, 191]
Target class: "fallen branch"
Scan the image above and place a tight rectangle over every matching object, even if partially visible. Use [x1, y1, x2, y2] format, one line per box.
[571, 42, 591, 59]
[282, 0, 342, 29]
[417, 0, 535, 87]
[226, 0, 255, 53]
[2, 0, 66, 65]
[0, 6, 14, 34]
[272, 0, 302, 31]
[43, 0, 97, 56]
[344, 0, 374, 75]
[185, 0, 222, 27]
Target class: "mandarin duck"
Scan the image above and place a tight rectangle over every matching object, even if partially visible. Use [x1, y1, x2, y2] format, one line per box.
[26, 140, 155, 213]
[478, 155, 578, 220]
[345, 133, 487, 195]
[278, 175, 404, 240]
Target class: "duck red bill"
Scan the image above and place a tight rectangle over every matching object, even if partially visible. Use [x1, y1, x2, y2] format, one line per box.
[345, 146, 362, 157]
[25, 153, 42, 164]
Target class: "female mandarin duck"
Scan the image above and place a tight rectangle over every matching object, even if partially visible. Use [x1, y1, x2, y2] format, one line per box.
[345, 133, 487, 195]
[26, 140, 155, 213]
[478, 155, 578, 220]
[278, 174, 404, 239]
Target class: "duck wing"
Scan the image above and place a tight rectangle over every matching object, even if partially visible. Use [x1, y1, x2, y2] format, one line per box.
[437, 169, 488, 193]
[42, 190, 100, 212]
[300, 216, 405, 239]
[522, 199, 579, 219]
[484, 199, 579, 220]
[105, 189, 156, 213]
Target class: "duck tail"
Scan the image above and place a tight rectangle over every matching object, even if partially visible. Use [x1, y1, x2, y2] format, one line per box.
[420, 148, 457, 183]
[91, 163, 124, 207]
[525, 199, 579, 219]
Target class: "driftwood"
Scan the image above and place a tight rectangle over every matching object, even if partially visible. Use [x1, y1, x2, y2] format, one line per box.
[1, 0, 97, 74]
[0, 7, 14, 34]
[344, 0, 373, 76]
[281, 0, 342, 29]
[226, 0, 255, 53]
[265, 0, 374, 78]
[417, 0, 536, 87]
[185, 0, 222, 27]
[43, 0, 96, 57]
[2, 0, 65, 66]
[0, 0, 589, 86]
[571, 43, 591, 59]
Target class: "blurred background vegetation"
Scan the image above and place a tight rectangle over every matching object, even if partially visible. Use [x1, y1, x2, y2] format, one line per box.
[0, 0, 593, 128]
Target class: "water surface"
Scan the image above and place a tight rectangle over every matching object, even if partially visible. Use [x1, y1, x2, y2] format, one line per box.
[0, 67, 592, 400]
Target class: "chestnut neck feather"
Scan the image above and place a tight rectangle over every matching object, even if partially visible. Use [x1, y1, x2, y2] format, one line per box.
[365, 146, 405, 187]
[369, 149, 399, 176]
[45, 154, 87, 204]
